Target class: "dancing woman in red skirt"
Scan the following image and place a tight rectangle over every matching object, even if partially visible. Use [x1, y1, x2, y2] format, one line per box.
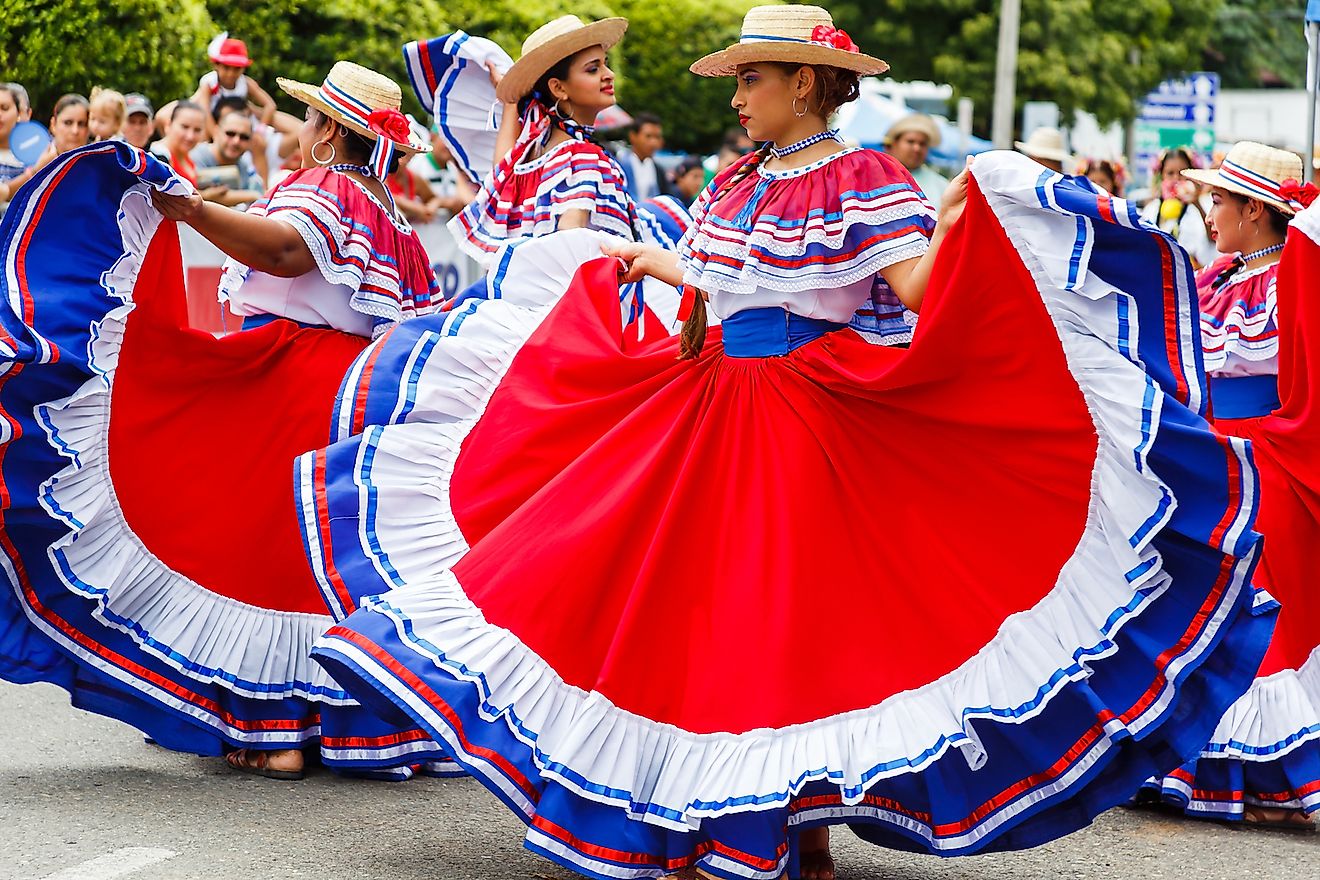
[1139, 142, 1320, 831]
[301, 5, 1276, 877]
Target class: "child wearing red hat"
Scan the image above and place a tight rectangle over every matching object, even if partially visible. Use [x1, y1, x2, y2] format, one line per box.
[187, 32, 278, 135]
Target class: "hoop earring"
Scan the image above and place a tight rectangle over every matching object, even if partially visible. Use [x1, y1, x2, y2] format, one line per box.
[311, 140, 336, 166]
[792, 97, 808, 118]
[554, 98, 572, 119]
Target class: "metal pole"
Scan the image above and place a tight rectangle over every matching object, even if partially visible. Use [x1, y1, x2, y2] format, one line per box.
[1125, 48, 1140, 171]
[991, 0, 1021, 149]
[1308, 21, 1319, 182]
[958, 96, 974, 163]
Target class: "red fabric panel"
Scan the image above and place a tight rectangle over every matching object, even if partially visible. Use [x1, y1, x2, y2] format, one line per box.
[1220, 229, 1320, 676]
[448, 179, 1096, 734]
[108, 222, 368, 614]
[183, 266, 228, 334]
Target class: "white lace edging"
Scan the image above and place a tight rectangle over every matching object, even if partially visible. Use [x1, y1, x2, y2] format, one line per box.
[315, 154, 1260, 843]
[1196, 647, 1320, 762]
[681, 201, 933, 295]
[35, 185, 349, 703]
[307, 230, 646, 593]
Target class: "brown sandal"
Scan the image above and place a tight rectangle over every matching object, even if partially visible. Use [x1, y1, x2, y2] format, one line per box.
[223, 748, 305, 781]
[1242, 805, 1316, 832]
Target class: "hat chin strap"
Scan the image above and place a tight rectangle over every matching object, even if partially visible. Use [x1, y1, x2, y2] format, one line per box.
[369, 138, 394, 180]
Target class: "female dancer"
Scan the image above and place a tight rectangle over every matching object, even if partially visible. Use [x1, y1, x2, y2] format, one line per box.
[0, 62, 453, 780]
[1139, 143, 1320, 830]
[301, 6, 1273, 877]
[405, 15, 682, 268]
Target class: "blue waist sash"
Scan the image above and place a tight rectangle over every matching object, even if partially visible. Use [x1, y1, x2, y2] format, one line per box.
[1208, 374, 1280, 420]
[721, 308, 847, 358]
[240, 313, 333, 332]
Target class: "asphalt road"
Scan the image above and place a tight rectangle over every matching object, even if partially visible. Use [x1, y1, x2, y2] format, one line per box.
[1, 681, 1316, 880]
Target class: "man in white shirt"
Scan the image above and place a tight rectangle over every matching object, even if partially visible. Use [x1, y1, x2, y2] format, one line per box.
[618, 113, 664, 202]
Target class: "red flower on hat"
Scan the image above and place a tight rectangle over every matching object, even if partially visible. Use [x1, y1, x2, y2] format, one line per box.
[1280, 178, 1320, 209]
[810, 25, 859, 53]
[367, 108, 411, 144]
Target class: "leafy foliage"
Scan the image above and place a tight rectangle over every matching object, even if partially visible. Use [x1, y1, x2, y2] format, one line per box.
[207, 0, 454, 119]
[9, 0, 1299, 152]
[2, 0, 214, 117]
[612, 0, 768, 153]
[1203, 0, 1308, 89]
[832, 0, 1220, 130]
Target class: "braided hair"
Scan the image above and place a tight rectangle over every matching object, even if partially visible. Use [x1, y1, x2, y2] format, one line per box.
[678, 143, 773, 359]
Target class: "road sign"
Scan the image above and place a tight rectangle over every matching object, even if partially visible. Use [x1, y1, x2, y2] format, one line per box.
[1133, 73, 1218, 189]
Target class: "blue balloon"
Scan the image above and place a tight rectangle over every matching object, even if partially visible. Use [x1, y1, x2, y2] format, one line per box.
[10, 121, 51, 166]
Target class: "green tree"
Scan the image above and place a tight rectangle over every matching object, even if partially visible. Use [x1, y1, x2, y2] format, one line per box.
[832, 0, 1220, 132]
[207, 0, 455, 119]
[1, 0, 214, 117]
[613, 0, 769, 153]
[434, 0, 620, 59]
[1204, 0, 1308, 88]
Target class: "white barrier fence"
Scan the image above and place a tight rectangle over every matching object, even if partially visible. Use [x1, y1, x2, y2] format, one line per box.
[178, 216, 482, 333]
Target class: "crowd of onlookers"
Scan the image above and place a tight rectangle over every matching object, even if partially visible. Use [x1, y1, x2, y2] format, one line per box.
[0, 36, 484, 224]
[0, 30, 1246, 270]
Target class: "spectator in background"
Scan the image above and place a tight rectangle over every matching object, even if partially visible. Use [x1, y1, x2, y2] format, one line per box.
[186, 34, 278, 135]
[1, 83, 31, 208]
[1140, 147, 1218, 269]
[707, 127, 755, 185]
[119, 94, 155, 149]
[88, 88, 127, 142]
[1078, 158, 1125, 197]
[156, 34, 287, 184]
[671, 154, 705, 204]
[884, 114, 948, 209]
[151, 101, 209, 188]
[618, 112, 664, 201]
[190, 107, 264, 208]
[267, 149, 302, 190]
[47, 94, 90, 156]
[1014, 127, 1071, 174]
[387, 161, 442, 224]
[409, 125, 476, 216]
[6, 82, 32, 122]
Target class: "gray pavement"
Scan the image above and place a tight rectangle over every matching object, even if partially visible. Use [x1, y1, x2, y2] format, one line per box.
[1, 681, 1316, 880]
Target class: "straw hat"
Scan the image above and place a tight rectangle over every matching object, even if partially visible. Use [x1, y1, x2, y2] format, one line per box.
[885, 114, 941, 148]
[690, 5, 888, 78]
[1182, 141, 1304, 215]
[495, 16, 629, 104]
[1015, 128, 1072, 164]
[277, 61, 430, 155]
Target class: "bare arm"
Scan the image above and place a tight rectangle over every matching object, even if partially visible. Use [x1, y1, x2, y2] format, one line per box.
[207, 188, 265, 209]
[876, 168, 970, 313]
[412, 170, 437, 203]
[485, 61, 521, 167]
[493, 102, 520, 167]
[246, 79, 278, 126]
[150, 187, 315, 277]
[1, 147, 52, 200]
